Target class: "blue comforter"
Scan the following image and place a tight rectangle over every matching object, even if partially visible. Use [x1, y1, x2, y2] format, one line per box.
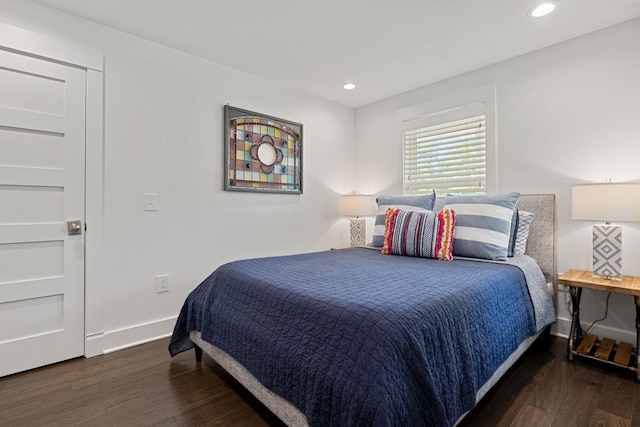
[169, 248, 555, 426]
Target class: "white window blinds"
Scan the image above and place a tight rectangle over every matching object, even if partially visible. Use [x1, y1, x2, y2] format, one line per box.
[403, 112, 486, 196]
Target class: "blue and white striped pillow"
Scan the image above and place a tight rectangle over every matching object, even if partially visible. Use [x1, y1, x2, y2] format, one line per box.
[371, 192, 436, 247]
[444, 192, 520, 261]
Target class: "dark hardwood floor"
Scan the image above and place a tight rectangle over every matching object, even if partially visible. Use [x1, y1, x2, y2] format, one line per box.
[1, 336, 638, 426]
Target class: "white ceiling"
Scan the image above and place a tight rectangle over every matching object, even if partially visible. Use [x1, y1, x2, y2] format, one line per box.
[32, 0, 640, 108]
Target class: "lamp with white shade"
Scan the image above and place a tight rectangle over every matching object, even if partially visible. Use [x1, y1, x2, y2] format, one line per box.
[342, 195, 374, 246]
[572, 182, 640, 280]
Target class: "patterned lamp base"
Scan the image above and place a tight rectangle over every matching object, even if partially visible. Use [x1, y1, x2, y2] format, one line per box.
[592, 224, 622, 280]
[350, 218, 366, 247]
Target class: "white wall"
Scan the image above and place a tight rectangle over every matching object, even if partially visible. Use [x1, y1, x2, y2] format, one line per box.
[4, 0, 639, 353]
[1, 0, 356, 353]
[355, 18, 640, 342]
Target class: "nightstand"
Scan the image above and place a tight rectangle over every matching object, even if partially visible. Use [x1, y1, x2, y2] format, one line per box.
[558, 269, 640, 379]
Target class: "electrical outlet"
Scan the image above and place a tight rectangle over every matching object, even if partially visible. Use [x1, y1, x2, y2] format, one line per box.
[156, 274, 169, 293]
[144, 193, 158, 211]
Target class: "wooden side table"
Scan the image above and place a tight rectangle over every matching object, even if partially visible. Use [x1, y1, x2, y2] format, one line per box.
[558, 269, 640, 380]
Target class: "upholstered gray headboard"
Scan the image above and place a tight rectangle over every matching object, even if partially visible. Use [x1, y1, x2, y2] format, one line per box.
[433, 193, 557, 287]
[515, 194, 557, 288]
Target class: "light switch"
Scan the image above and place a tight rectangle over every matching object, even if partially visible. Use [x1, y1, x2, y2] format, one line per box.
[144, 193, 158, 211]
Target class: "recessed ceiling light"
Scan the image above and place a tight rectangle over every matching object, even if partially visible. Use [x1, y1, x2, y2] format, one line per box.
[528, 2, 557, 17]
[343, 83, 356, 90]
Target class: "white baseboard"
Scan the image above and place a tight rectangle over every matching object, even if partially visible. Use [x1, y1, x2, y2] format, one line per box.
[86, 315, 635, 357]
[85, 315, 177, 357]
[552, 315, 636, 344]
[553, 284, 637, 344]
[85, 332, 105, 357]
[551, 316, 570, 339]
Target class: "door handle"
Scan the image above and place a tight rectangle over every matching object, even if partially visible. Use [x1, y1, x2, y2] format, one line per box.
[67, 220, 82, 235]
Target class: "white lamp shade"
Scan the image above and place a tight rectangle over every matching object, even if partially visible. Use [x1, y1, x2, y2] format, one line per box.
[572, 183, 640, 222]
[342, 195, 374, 217]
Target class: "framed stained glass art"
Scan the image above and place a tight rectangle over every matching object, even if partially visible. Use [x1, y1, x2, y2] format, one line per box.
[224, 105, 303, 194]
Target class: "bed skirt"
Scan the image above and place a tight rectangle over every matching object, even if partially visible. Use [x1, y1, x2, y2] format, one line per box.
[190, 331, 309, 427]
[191, 328, 544, 427]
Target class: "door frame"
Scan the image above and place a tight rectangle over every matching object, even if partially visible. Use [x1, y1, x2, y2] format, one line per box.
[0, 22, 106, 357]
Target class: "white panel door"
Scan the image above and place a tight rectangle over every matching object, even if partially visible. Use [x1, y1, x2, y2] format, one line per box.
[0, 48, 86, 377]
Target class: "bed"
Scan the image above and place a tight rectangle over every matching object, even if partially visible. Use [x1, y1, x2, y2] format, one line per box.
[169, 194, 557, 426]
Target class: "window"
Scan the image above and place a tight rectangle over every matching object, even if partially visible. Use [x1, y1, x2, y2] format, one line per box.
[403, 112, 486, 196]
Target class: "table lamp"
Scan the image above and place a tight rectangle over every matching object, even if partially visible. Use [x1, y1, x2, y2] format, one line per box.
[572, 182, 640, 280]
[342, 195, 374, 246]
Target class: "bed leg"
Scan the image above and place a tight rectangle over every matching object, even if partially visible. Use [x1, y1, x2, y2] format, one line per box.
[194, 345, 203, 363]
[542, 325, 552, 339]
